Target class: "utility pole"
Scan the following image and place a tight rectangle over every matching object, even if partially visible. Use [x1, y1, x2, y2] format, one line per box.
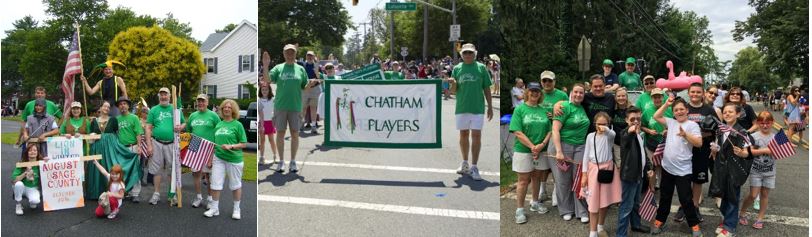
[422, 5, 428, 62]
[452, 0, 457, 63]
[390, 0, 396, 58]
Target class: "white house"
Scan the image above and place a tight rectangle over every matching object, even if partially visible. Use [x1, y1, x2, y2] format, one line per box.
[200, 20, 258, 100]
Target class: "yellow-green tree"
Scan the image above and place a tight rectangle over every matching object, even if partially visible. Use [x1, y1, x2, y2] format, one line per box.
[107, 26, 205, 104]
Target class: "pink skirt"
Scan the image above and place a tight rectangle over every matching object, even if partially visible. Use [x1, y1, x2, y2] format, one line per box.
[582, 161, 622, 213]
[262, 120, 276, 134]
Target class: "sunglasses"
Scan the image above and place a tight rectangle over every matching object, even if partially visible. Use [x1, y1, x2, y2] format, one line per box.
[462, 51, 474, 55]
[542, 79, 553, 83]
[759, 122, 772, 125]
[627, 117, 641, 122]
[707, 91, 717, 96]
[730, 93, 742, 96]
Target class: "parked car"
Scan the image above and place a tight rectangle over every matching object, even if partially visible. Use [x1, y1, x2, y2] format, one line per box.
[239, 102, 257, 143]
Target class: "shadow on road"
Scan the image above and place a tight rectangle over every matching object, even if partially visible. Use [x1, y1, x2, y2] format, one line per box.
[450, 176, 500, 191]
[259, 171, 309, 187]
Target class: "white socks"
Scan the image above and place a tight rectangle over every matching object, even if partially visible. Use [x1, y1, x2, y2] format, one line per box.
[589, 231, 597, 237]
[597, 224, 604, 232]
[196, 193, 202, 199]
[207, 196, 213, 202]
[234, 200, 241, 208]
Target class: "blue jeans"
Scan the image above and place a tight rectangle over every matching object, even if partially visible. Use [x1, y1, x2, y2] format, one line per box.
[617, 179, 643, 237]
[720, 186, 742, 233]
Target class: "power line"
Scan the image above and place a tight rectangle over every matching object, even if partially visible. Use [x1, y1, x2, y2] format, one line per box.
[607, 0, 683, 61]
[627, 0, 685, 54]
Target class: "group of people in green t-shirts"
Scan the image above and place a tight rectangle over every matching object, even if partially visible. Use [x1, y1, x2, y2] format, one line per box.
[12, 66, 248, 220]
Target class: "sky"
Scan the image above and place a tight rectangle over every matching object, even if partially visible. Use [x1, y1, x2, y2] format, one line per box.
[0, 0, 258, 42]
[339, 0, 757, 64]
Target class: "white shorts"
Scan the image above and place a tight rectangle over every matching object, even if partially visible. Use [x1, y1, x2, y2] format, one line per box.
[210, 157, 243, 191]
[512, 152, 546, 173]
[456, 113, 484, 130]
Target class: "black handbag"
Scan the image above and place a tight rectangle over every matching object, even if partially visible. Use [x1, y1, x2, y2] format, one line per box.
[594, 134, 615, 184]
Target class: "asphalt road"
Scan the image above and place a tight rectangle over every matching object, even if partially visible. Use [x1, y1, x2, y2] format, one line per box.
[499, 102, 809, 237]
[258, 96, 502, 236]
[1, 120, 257, 237]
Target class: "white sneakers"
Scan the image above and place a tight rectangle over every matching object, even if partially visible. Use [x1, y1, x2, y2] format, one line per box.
[469, 166, 482, 181]
[456, 162, 469, 174]
[275, 162, 286, 173]
[581, 216, 590, 223]
[192, 196, 203, 208]
[204, 208, 220, 217]
[15, 203, 23, 215]
[149, 193, 160, 205]
[289, 161, 298, 173]
[456, 162, 483, 181]
[563, 214, 573, 221]
[232, 207, 241, 220]
[515, 208, 527, 224]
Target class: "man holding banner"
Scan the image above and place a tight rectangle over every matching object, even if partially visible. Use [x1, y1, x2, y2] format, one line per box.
[145, 87, 185, 205]
[22, 99, 61, 156]
[449, 43, 493, 181]
[263, 44, 308, 173]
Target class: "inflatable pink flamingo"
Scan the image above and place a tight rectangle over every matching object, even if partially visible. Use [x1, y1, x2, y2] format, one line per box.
[655, 60, 703, 90]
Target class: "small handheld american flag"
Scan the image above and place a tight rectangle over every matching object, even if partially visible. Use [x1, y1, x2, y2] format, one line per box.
[571, 163, 583, 199]
[769, 129, 796, 160]
[181, 135, 215, 172]
[651, 142, 665, 166]
[639, 189, 657, 221]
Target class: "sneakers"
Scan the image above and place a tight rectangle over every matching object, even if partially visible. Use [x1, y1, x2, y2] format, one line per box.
[149, 193, 160, 205]
[29, 203, 37, 209]
[107, 209, 118, 219]
[232, 207, 241, 220]
[715, 223, 724, 234]
[456, 162, 469, 175]
[275, 162, 286, 173]
[674, 208, 685, 222]
[515, 208, 527, 224]
[15, 203, 23, 215]
[580, 216, 589, 223]
[204, 208, 220, 217]
[717, 228, 732, 237]
[551, 191, 558, 207]
[192, 196, 203, 208]
[563, 214, 573, 221]
[691, 225, 703, 237]
[529, 202, 549, 214]
[469, 166, 482, 181]
[303, 123, 312, 133]
[289, 161, 298, 173]
[131, 195, 141, 203]
[651, 221, 665, 235]
[260, 156, 271, 165]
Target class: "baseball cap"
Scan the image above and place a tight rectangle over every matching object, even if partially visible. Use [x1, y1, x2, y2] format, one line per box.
[306, 51, 315, 56]
[626, 57, 636, 65]
[540, 70, 556, 80]
[460, 43, 477, 54]
[196, 94, 208, 101]
[283, 44, 297, 52]
[603, 59, 613, 67]
[651, 88, 665, 96]
[643, 75, 656, 81]
[159, 87, 170, 94]
[71, 101, 82, 108]
[527, 82, 542, 91]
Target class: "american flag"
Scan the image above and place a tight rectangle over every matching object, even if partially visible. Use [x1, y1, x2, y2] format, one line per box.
[719, 122, 751, 144]
[61, 30, 82, 113]
[139, 135, 148, 159]
[181, 135, 215, 172]
[556, 160, 570, 171]
[769, 129, 796, 160]
[651, 142, 665, 166]
[571, 163, 583, 199]
[640, 189, 657, 221]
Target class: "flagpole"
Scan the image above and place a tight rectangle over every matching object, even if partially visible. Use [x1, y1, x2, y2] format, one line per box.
[75, 22, 87, 118]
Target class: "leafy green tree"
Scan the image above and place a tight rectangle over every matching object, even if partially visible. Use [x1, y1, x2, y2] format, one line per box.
[106, 26, 205, 105]
[727, 47, 777, 91]
[2, 16, 40, 101]
[259, 0, 352, 62]
[733, 0, 808, 83]
[217, 23, 238, 33]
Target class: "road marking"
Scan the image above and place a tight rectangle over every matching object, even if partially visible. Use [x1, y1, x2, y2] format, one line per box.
[259, 194, 500, 221]
[501, 193, 809, 227]
[275, 161, 500, 176]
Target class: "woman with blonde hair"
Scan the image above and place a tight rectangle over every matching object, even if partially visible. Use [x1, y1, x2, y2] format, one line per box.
[204, 99, 248, 220]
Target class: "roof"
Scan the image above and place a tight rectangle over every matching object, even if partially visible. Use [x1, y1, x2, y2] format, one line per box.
[200, 32, 228, 52]
[200, 20, 257, 53]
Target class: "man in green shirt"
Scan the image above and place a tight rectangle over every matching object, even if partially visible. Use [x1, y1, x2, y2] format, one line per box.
[115, 96, 144, 202]
[19, 86, 62, 145]
[448, 43, 493, 181]
[145, 87, 186, 205]
[186, 93, 221, 208]
[641, 88, 672, 151]
[538, 70, 568, 203]
[262, 44, 308, 174]
[384, 61, 405, 80]
[618, 57, 641, 90]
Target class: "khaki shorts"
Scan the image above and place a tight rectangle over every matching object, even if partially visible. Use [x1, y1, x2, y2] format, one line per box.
[273, 110, 301, 132]
[512, 152, 546, 173]
[148, 139, 174, 176]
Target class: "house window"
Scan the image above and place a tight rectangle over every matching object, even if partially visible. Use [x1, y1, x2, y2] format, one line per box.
[204, 85, 217, 99]
[205, 58, 216, 73]
[239, 84, 251, 99]
[241, 55, 252, 72]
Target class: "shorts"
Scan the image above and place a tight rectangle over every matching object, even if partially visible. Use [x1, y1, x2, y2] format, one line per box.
[512, 152, 546, 173]
[302, 93, 319, 112]
[691, 148, 711, 184]
[148, 139, 174, 176]
[210, 157, 243, 191]
[749, 172, 775, 189]
[456, 113, 484, 130]
[273, 110, 301, 132]
[262, 120, 276, 134]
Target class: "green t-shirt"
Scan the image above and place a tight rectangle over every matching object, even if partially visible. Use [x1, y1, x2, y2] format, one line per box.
[21, 100, 62, 120]
[59, 117, 87, 134]
[641, 103, 673, 145]
[553, 101, 590, 145]
[452, 62, 492, 114]
[384, 71, 404, 80]
[635, 92, 669, 112]
[537, 89, 569, 150]
[147, 104, 185, 141]
[270, 63, 308, 112]
[214, 120, 248, 163]
[510, 103, 549, 153]
[11, 167, 40, 188]
[117, 113, 143, 145]
[618, 71, 641, 90]
[187, 109, 221, 142]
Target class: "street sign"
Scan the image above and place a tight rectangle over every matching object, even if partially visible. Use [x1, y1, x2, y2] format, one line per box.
[450, 24, 460, 41]
[577, 35, 591, 72]
[401, 47, 408, 52]
[401, 50, 408, 57]
[385, 2, 417, 11]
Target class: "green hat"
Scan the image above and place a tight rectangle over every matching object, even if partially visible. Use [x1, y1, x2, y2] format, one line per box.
[602, 59, 613, 67]
[625, 57, 636, 65]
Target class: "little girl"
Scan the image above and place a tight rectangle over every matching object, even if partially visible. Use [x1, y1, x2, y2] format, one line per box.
[92, 160, 125, 219]
[580, 112, 621, 237]
[11, 143, 43, 215]
[738, 111, 779, 229]
[258, 81, 277, 165]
